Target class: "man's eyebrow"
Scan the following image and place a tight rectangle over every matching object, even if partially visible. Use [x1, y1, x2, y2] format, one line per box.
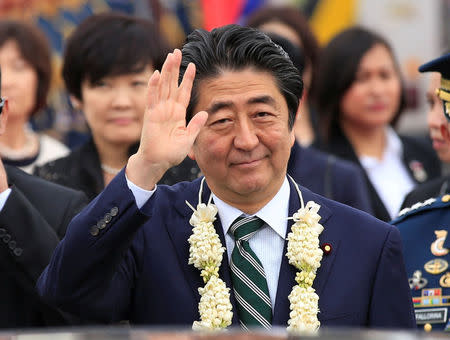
[206, 101, 234, 114]
[206, 95, 278, 114]
[247, 95, 277, 107]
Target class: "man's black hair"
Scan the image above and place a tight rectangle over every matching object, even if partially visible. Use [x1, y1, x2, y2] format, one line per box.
[180, 24, 303, 129]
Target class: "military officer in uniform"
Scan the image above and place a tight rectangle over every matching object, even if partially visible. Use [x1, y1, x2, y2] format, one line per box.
[401, 52, 450, 208]
[392, 53, 450, 332]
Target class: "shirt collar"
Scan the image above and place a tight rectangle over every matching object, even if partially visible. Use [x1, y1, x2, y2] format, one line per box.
[212, 177, 290, 239]
[386, 126, 402, 157]
[359, 126, 403, 168]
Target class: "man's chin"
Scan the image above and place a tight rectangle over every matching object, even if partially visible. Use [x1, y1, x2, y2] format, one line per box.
[231, 177, 269, 196]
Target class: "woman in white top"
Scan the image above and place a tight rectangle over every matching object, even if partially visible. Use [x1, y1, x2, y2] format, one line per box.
[313, 26, 441, 221]
[0, 20, 69, 173]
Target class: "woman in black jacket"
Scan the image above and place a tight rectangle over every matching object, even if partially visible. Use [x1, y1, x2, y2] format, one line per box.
[313, 27, 440, 221]
[34, 13, 200, 200]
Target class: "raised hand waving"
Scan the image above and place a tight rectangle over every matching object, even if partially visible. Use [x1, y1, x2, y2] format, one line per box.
[126, 49, 208, 189]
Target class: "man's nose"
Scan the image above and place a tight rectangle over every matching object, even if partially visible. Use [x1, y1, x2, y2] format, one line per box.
[233, 120, 259, 150]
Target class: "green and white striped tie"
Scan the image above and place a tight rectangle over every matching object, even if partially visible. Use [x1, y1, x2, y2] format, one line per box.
[229, 216, 272, 330]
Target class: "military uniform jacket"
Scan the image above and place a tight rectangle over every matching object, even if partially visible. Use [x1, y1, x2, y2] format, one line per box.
[401, 176, 450, 210]
[392, 195, 450, 331]
[37, 170, 415, 328]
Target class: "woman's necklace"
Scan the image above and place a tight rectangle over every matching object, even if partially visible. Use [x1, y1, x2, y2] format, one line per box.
[101, 163, 122, 175]
[0, 126, 39, 160]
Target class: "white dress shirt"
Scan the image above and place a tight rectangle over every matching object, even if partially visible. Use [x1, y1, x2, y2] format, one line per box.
[0, 188, 11, 211]
[359, 127, 415, 219]
[126, 176, 291, 308]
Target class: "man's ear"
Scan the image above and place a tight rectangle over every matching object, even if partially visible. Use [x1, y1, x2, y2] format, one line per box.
[0, 99, 9, 135]
[440, 123, 450, 143]
[294, 101, 302, 122]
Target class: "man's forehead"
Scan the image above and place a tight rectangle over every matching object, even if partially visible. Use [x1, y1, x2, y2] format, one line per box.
[194, 69, 286, 111]
[206, 95, 281, 113]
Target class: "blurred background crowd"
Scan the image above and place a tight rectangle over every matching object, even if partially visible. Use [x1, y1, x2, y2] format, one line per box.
[0, 0, 449, 148]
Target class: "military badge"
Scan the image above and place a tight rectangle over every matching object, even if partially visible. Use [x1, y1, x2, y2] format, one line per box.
[431, 230, 449, 256]
[440, 272, 450, 288]
[419, 52, 450, 122]
[409, 270, 428, 290]
[408, 160, 428, 183]
[425, 259, 449, 275]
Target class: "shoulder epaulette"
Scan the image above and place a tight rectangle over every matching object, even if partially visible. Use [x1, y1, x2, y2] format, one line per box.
[392, 194, 450, 224]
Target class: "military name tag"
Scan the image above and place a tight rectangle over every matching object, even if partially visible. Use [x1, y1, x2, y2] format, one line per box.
[415, 308, 448, 324]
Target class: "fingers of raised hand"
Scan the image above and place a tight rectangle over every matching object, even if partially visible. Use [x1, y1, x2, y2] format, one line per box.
[158, 49, 183, 101]
[146, 49, 195, 122]
[170, 49, 182, 98]
[178, 62, 196, 108]
[147, 70, 160, 109]
[186, 110, 208, 144]
[158, 52, 173, 101]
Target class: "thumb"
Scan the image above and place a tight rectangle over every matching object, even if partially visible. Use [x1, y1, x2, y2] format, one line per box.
[186, 111, 208, 143]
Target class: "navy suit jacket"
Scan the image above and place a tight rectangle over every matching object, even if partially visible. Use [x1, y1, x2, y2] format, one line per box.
[1, 165, 87, 328]
[288, 142, 372, 213]
[37, 170, 415, 328]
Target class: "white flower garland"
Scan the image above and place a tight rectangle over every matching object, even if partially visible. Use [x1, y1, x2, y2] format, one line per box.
[186, 177, 233, 330]
[187, 176, 323, 332]
[285, 176, 324, 332]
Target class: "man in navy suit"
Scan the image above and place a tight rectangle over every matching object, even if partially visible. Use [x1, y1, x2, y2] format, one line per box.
[37, 25, 415, 329]
[0, 70, 87, 328]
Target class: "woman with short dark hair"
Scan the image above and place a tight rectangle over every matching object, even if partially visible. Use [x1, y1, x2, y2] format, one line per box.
[35, 13, 200, 200]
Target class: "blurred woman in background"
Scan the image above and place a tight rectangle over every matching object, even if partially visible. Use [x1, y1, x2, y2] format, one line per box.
[0, 20, 69, 173]
[314, 26, 440, 221]
[246, 5, 320, 146]
[35, 13, 199, 200]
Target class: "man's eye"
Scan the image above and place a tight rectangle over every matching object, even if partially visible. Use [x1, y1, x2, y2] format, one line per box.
[256, 112, 270, 117]
[212, 118, 230, 125]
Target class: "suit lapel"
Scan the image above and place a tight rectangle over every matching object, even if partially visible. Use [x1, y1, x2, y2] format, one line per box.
[169, 179, 239, 326]
[272, 180, 337, 326]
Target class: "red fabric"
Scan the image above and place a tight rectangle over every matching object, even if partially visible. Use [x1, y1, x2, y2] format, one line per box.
[201, 0, 244, 31]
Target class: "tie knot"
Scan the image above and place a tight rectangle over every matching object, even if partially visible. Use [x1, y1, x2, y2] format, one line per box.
[229, 216, 265, 241]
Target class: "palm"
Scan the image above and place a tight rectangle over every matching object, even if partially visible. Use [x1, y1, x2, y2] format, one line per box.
[139, 49, 207, 170]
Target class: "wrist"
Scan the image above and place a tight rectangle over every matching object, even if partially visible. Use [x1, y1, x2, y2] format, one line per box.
[125, 153, 168, 190]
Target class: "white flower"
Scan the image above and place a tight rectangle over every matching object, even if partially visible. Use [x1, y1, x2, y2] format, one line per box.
[193, 275, 233, 330]
[188, 219, 225, 280]
[187, 183, 233, 331]
[286, 200, 324, 333]
[287, 285, 320, 332]
[189, 203, 218, 226]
